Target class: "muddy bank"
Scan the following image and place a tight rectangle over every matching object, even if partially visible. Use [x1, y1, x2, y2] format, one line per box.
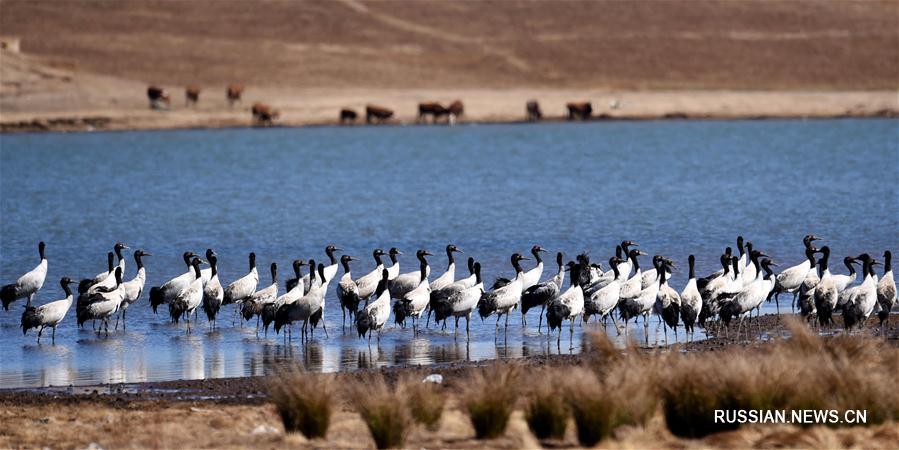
[2, 313, 895, 406]
[2, 90, 896, 134]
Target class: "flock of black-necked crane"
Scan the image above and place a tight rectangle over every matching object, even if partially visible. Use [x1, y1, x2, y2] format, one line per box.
[3, 237, 895, 346]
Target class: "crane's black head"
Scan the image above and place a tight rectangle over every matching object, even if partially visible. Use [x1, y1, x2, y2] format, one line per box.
[531, 245, 546, 255]
[447, 244, 463, 254]
[182, 252, 196, 264]
[389, 247, 402, 257]
[60, 277, 74, 286]
[688, 254, 695, 265]
[308, 259, 317, 280]
[205, 248, 217, 260]
[134, 250, 152, 258]
[115, 242, 129, 251]
[628, 249, 646, 260]
[326, 244, 342, 254]
[473, 262, 482, 283]
[564, 261, 575, 271]
[512, 252, 529, 263]
[293, 258, 306, 269]
[737, 236, 744, 252]
[373, 248, 385, 258]
[724, 247, 732, 256]
[38, 241, 46, 258]
[417, 249, 433, 259]
[248, 252, 257, 268]
[720, 254, 731, 271]
[341, 254, 357, 263]
[270, 262, 278, 280]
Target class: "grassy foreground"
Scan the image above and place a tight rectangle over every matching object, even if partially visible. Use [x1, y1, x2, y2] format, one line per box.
[3, 318, 898, 448]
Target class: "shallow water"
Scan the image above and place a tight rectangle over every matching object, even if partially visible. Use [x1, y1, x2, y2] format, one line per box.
[1, 119, 896, 389]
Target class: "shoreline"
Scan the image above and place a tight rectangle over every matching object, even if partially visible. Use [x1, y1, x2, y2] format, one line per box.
[2, 313, 897, 449]
[3, 313, 896, 401]
[3, 89, 896, 134]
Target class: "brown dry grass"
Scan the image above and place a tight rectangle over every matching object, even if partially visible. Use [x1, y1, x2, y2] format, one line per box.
[3, 326, 899, 449]
[402, 375, 446, 431]
[461, 363, 521, 439]
[267, 365, 335, 439]
[348, 374, 411, 449]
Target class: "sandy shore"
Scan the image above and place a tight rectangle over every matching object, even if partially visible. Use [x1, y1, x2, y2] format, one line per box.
[2, 87, 897, 133]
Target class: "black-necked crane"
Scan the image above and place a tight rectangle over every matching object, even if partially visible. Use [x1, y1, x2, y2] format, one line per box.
[202, 251, 224, 330]
[680, 255, 702, 341]
[876, 250, 896, 332]
[477, 253, 529, 334]
[2, 241, 48, 311]
[117, 250, 151, 330]
[521, 252, 565, 331]
[21, 277, 75, 344]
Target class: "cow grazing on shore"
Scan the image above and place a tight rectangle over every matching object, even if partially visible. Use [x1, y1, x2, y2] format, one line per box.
[526, 100, 542, 121]
[366, 105, 394, 124]
[566, 102, 592, 120]
[418, 102, 449, 123]
[448, 100, 464, 125]
[227, 84, 244, 107]
[185, 86, 200, 107]
[147, 86, 170, 110]
[340, 108, 358, 124]
[251, 102, 279, 126]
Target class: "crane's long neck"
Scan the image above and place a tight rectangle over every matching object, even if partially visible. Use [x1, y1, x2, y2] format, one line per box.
[688, 257, 695, 280]
[419, 260, 428, 283]
[135, 254, 145, 271]
[446, 248, 455, 270]
[631, 255, 640, 272]
[210, 257, 217, 277]
[885, 252, 892, 273]
[61, 281, 72, 297]
[374, 253, 383, 267]
[342, 259, 351, 274]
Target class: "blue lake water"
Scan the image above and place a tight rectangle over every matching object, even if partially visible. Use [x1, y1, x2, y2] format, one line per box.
[1, 119, 896, 388]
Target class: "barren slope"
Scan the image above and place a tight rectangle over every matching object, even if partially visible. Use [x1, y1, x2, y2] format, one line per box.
[1, 0, 896, 90]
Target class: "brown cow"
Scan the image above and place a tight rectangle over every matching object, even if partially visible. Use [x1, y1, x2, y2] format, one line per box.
[340, 108, 358, 124]
[147, 86, 170, 110]
[251, 102, 279, 126]
[526, 100, 542, 121]
[365, 104, 394, 124]
[566, 102, 592, 120]
[418, 102, 449, 123]
[227, 84, 244, 107]
[185, 85, 201, 107]
[447, 100, 464, 125]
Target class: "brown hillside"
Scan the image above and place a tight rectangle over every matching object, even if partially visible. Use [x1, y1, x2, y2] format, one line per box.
[1, 0, 897, 90]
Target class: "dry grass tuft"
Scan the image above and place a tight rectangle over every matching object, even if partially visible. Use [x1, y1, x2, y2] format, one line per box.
[349, 375, 410, 449]
[462, 363, 521, 439]
[267, 366, 335, 439]
[565, 366, 657, 446]
[524, 373, 568, 440]
[402, 376, 446, 431]
[657, 323, 899, 438]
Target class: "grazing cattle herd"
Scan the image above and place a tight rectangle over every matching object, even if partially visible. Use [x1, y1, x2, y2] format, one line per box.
[144, 84, 609, 126]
